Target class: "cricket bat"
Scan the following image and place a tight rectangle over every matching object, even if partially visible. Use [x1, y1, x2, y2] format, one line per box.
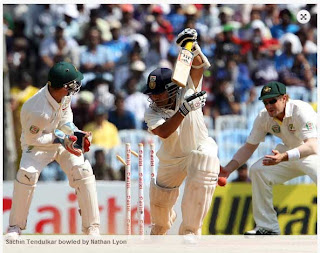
[172, 41, 194, 88]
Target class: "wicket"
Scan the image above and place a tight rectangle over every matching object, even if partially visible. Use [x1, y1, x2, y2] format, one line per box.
[116, 142, 155, 235]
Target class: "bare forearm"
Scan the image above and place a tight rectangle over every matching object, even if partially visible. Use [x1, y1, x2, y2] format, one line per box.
[263, 138, 317, 166]
[290, 138, 318, 159]
[225, 143, 258, 173]
[224, 160, 240, 175]
[190, 55, 203, 90]
[283, 138, 317, 161]
[152, 112, 184, 139]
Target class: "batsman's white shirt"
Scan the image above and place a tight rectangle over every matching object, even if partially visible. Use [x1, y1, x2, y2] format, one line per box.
[20, 84, 72, 150]
[247, 99, 317, 147]
[145, 77, 215, 165]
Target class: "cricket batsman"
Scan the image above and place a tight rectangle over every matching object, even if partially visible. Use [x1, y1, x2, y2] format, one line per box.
[6, 61, 100, 237]
[143, 28, 220, 236]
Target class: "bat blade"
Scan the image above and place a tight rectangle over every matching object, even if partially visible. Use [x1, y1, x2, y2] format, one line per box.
[172, 42, 194, 87]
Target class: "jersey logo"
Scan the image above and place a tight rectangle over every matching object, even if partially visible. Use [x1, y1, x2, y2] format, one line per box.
[29, 125, 40, 134]
[288, 124, 296, 132]
[272, 125, 280, 133]
[306, 122, 314, 130]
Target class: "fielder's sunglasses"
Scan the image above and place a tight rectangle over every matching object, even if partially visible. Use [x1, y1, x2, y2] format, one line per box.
[263, 96, 281, 106]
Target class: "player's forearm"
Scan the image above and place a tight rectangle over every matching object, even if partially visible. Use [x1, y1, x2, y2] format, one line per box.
[225, 142, 258, 173]
[190, 55, 204, 90]
[284, 138, 318, 161]
[224, 160, 240, 175]
[152, 112, 184, 139]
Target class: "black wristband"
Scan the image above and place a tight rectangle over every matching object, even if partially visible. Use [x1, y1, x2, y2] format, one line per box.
[178, 105, 189, 117]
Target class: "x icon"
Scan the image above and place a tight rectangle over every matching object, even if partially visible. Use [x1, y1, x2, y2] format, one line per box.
[300, 14, 307, 20]
[297, 10, 310, 24]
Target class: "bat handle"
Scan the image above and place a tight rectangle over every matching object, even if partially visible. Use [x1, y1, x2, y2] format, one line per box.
[185, 41, 193, 52]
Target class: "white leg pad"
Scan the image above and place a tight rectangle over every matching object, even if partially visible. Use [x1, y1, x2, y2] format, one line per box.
[9, 180, 36, 230]
[150, 180, 179, 232]
[180, 150, 219, 235]
[71, 160, 100, 232]
[74, 175, 100, 232]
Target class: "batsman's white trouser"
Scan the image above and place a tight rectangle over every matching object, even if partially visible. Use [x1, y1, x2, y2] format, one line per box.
[249, 144, 318, 233]
[155, 138, 219, 235]
[9, 145, 100, 232]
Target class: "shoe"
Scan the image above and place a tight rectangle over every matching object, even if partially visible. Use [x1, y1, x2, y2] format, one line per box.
[244, 227, 280, 235]
[6, 226, 21, 239]
[183, 231, 198, 245]
[86, 226, 100, 236]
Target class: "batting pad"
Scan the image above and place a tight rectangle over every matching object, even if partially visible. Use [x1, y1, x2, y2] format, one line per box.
[9, 180, 36, 230]
[74, 175, 100, 232]
[150, 180, 179, 232]
[179, 150, 219, 235]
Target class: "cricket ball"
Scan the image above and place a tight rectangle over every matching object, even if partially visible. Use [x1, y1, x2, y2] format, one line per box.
[218, 177, 227, 187]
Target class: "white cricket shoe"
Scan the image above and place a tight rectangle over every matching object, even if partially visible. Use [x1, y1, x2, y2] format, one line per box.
[183, 231, 198, 245]
[6, 226, 21, 239]
[86, 226, 100, 236]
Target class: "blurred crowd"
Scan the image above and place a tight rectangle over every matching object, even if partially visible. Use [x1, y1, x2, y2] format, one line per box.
[4, 4, 317, 181]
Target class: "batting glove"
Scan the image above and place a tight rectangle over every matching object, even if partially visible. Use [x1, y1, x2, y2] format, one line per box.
[179, 90, 207, 117]
[176, 28, 197, 48]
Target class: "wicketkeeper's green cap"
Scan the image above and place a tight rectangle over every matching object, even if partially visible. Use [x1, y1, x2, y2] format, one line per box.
[258, 81, 286, 100]
[48, 61, 83, 88]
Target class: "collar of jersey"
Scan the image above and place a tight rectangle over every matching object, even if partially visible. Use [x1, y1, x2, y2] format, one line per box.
[284, 99, 293, 118]
[273, 99, 293, 125]
[45, 84, 60, 111]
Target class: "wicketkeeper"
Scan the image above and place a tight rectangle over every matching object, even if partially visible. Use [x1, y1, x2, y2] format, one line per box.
[6, 62, 100, 237]
[144, 28, 220, 236]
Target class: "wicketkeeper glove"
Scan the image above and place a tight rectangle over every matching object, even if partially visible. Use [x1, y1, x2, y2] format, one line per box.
[176, 28, 197, 48]
[179, 90, 207, 117]
[54, 123, 92, 156]
[74, 130, 92, 153]
[54, 129, 82, 156]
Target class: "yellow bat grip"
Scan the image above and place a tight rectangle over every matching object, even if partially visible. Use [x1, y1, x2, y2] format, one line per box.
[185, 41, 193, 51]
